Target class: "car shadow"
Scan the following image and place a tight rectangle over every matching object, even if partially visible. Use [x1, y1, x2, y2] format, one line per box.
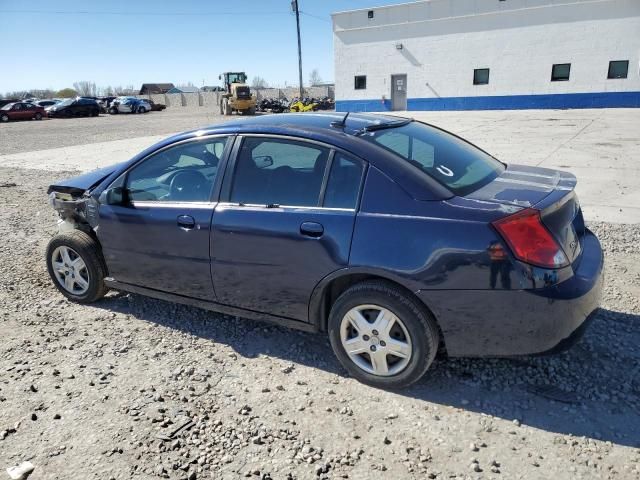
[94, 293, 640, 447]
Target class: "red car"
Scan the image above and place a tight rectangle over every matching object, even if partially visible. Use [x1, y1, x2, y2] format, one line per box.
[0, 102, 46, 122]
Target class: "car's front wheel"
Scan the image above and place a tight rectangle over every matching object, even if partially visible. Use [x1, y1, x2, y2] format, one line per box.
[0, 114, 9, 122]
[46, 230, 109, 303]
[328, 281, 440, 389]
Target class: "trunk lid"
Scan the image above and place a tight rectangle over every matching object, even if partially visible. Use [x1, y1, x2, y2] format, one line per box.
[469, 164, 584, 264]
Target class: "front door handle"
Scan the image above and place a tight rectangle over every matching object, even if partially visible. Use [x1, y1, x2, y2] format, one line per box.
[300, 221, 324, 238]
[177, 215, 196, 230]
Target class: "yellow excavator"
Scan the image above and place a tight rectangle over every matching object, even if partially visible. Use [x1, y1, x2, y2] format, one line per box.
[219, 72, 256, 115]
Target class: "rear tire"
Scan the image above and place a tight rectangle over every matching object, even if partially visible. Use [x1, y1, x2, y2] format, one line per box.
[46, 230, 109, 303]
[328, 280, 439, 389]
[35, 112, 43, 120]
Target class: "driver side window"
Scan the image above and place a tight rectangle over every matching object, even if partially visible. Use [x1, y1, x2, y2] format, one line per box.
[126, 137, 228, 202]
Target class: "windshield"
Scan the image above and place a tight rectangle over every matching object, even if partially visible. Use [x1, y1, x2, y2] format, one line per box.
[57, 99, 73, 107]
[1, 104, 13, 110]
[361, 121, 505, 196]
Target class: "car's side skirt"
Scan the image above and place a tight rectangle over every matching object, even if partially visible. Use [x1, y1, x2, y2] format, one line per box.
[104, 278, 318, 333]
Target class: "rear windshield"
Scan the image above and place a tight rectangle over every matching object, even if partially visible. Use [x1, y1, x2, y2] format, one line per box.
[361, 121, 505, 196]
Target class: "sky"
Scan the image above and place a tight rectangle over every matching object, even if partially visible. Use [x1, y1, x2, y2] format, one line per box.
[0, 0, 407, 94]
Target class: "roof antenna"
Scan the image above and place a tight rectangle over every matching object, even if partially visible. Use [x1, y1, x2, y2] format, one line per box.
[330, 111, 350, 129]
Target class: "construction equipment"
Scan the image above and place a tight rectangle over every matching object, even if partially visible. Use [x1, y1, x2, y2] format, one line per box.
[218, 72, 256, 116]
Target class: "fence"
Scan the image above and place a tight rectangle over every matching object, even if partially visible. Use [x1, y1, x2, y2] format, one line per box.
[136, 85, 334, 110]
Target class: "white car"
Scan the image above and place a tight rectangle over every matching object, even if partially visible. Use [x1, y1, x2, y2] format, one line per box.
[109, 97, 151, 114]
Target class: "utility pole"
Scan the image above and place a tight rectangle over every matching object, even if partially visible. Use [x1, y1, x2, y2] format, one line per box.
[292, 0, 303, 99]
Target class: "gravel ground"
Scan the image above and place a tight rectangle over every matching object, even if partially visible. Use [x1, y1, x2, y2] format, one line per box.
[0, 110, 227, 156]
[0, 166, 639, 480]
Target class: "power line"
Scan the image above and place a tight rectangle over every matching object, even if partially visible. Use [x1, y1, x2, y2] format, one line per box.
[300, 11, 331, 23]
[0, 9, 289, 17]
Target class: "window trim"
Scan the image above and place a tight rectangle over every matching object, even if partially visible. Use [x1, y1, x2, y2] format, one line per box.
[219, 134, 368, 211]
[551, 63, 571, 82]
[473, 68, 490, 85]
[109, 134, 234, 206]
[354, 75, 367, 90]
[607, 60, 629, 79]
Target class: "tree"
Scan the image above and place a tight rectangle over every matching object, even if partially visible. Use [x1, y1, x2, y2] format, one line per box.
[251, 76, 268, 89]
[56, 88, 78, 98]
[73, 81, 97, 97]
[309, 69, 323, 86]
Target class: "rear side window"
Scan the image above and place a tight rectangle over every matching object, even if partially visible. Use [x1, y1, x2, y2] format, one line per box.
[230, 137, 329, 207]
[323, 154, 365, 209]
[362, 121, 504, 196]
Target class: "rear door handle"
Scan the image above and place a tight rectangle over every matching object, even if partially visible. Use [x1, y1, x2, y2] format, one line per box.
[177, 215, 196, 230]
[300, 221, 324, 238]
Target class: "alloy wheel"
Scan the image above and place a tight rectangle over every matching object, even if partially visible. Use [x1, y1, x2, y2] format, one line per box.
[50, 246, 90, 295]
[340, 304, 412, 376]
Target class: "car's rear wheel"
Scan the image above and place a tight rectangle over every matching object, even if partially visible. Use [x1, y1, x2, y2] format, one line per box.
[109, 107, 118, 114]
[34, 112, 43, 120]
[328, 281, 439, 389]
[46, 230, 108, 303]
[137, 106, 146, 114]
[0, 114, 9, 122]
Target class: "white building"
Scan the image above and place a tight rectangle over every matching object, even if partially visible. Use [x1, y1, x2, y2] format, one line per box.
[332, 0, 640, 111]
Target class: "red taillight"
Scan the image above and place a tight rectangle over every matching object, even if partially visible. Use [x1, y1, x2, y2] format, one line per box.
[492, 208, 568, 269]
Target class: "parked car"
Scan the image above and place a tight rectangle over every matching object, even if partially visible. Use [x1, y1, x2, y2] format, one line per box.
[0, 102, 46, 122]
[35, 99, 60, 108]
[146, 99, 166, 111]
[0, 98, 20, 108]
[109, 96, 151, 114]
[45, 113, 603, 389]
[47, 97, 100, 118]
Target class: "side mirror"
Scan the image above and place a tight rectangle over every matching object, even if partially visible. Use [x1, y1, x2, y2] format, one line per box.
[254, 155, 274, 169]
[99, 186, 126, 205]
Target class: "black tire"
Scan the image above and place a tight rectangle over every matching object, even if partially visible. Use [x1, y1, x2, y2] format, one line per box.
[46, 230, 109, 303]
[109, 107, 118, 115]
[137, 106, 146, 114]
[35, 112, 43, 120]
[328, 280, 439, 389]
[0, 114, 9, 122]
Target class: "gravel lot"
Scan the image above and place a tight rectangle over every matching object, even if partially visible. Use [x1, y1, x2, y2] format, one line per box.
[1, 111, 639, 479]
[0, 110, 225, 156]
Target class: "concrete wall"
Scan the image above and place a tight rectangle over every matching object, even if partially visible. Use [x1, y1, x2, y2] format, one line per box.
[332, 0, 640, 111]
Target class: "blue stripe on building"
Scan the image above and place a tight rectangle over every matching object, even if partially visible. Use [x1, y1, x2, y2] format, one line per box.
[335, 91, 640, 112]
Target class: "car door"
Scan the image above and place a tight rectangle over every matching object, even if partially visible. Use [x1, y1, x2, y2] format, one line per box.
[97, 135, 231, 300]
[211, 135, 366, 322]
[12, 103, 27, 119]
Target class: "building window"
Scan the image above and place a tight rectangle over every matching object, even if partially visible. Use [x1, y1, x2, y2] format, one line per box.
[368, 10, 374, 19]
[551, 63, 571, 81]
[354, 75, 367, 90]
[473, 68, 490, 85]
[608, 60, 629, 79]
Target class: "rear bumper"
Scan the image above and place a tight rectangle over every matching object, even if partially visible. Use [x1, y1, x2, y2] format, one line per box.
[417, 229, 604, 357]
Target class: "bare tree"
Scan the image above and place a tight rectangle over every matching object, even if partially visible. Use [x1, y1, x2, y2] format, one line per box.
[73, 81, 97, 97]
[251, 76, 268, 89]
[309, 69, 323, 86]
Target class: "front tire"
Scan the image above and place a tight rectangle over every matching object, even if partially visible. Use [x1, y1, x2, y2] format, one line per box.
[0, 114, 9, 122]
[328, 281, 439, 389]
[46, 230, 108, 303]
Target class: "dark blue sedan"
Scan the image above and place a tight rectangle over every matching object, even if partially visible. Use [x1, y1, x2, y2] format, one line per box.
[46, 113, 603, 388]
